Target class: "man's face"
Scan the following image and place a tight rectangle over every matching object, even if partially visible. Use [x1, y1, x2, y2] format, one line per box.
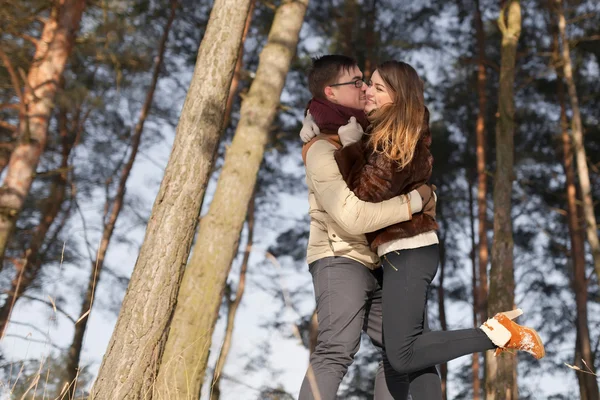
[325, 65, 367, 110]
[364, 69, 393, 114]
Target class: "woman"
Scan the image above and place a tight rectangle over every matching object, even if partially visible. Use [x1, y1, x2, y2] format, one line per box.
[301, 60, 544, 390]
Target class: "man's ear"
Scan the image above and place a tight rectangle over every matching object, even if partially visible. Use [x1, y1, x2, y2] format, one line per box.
[324, 86, 335, 101]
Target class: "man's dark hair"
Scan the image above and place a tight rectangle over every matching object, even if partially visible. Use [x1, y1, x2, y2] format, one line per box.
[308, 55, 358, 99]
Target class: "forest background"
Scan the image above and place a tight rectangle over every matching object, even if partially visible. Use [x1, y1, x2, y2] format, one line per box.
[0, 0, 599, 399]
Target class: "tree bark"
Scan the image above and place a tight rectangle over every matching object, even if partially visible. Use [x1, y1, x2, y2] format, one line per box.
[0, 0, 85, 264]
[65, 2, 177, 398]
[485, 2, 521, 400]
[554, 24, 599, 399]
[556, 0, 600, 288]
[209, 191, 255, 400]
[469, 177, 481, 400]
[155, 1, 309, 398]
[89, 0, 254, 398]
[0, 104, 74, 339]
[474, 0, 489, 328]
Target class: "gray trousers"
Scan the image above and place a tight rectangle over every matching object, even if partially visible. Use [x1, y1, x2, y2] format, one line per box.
[298, 256, 441, 400]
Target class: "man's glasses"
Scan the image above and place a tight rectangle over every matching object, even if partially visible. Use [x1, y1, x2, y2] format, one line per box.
[329, 79, 372, 88]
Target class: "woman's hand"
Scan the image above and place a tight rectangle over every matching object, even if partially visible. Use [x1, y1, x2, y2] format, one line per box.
[338, 117, 364, 146]
[299, 111, 320, 143]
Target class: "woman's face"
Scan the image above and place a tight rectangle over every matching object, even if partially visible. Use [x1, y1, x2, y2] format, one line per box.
[364, 69, 394, 114]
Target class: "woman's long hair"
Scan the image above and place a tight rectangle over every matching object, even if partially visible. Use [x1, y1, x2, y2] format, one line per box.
[367, 61, 427, 170]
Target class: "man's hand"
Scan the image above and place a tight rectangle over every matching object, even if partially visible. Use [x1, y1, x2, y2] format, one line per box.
[300, 111, 320, 143]
[338, 116, 364, 146]
[416, 183, 437, 219]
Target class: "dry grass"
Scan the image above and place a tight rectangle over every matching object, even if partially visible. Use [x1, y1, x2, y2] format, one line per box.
[1, 245, 311, 400]
[0, 243, 91, 399]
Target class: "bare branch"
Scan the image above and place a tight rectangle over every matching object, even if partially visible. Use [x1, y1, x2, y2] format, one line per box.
[0, 48, 23, 100]
[0, 103, 19, 111]
[571, 35, 600, 46]
[34, 16, 49, 24]
[8, 320, 53, 341]
[0, 121, 17, 132]
[566, 12, 595, 25]
[34, 166, 73, 178]
[460, 57, 501, 73]
[3, 334, 65, 350]
[19, 295, 76, 324]
[18, 33, 39, 46]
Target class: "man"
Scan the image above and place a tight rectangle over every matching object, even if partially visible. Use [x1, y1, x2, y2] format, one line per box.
[298, 55, 433, 400]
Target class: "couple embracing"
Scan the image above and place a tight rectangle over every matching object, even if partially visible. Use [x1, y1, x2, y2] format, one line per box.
[298, 55, 544, 400]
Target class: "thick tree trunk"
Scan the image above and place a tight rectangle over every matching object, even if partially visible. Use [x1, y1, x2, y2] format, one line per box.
[0, 0, 85, 264]
[209, 192, 255, 400]
[0, 106, 74, 338]
[555, 37, 599, 400]
[64, 4, 177, 397]
[469, 177, 481, 400]
[155, 1, 309, 398]
[485, 2, 521, 400]
[556, 0, 600, 288]
[89, 1, 254, 398]
[437, 229, 449, 400]
[474, 0, 489, 328]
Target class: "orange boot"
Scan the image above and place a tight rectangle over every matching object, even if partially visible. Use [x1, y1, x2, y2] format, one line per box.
[480, 309, 545, 360]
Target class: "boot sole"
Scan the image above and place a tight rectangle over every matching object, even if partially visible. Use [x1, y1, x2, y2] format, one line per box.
[529, 328, 545, 359]
[500, 308, 523, 320]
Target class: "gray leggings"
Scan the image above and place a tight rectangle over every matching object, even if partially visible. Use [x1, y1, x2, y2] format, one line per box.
[382, 245, 495, 377]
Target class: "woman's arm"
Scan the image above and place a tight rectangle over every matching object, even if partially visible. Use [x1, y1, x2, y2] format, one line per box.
[305, 140, 423, 234]
[335, 126, 434, 203]
[334, 139, 415, 203]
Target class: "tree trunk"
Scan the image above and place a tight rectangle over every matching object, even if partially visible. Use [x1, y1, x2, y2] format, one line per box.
[0, 105, 74, 338]
[555, 29, 599, 398]
[65, 5, 177, 396]
[338, 0, 358, 58]
[155, 1, 309, 398]
[89, 0, 254, 398]
[485, 2, 521, 400]
[474, 0, 489, 329]
[469, 176, 481, 400]
[222, 0, 255, 130]
[0, 0, 85, 264]
[574, 334, 590, 400]
[209, 191, 255, 400]
[556, 0, 600, 285]
[363, 0, 377, 77]
[437, 229, 448, 400]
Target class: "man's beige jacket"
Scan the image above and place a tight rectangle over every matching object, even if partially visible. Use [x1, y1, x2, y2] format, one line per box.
[304, 139, 421, 269]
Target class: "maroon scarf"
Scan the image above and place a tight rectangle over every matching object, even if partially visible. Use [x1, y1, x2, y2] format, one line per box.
[307, 98, 369, 132]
